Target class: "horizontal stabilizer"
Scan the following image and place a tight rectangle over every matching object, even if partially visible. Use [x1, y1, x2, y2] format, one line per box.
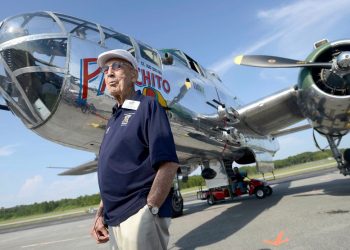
[59, 159, 98, 175]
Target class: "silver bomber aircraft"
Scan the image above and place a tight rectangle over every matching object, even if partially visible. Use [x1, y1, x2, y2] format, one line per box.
[1, 12, 350, 215]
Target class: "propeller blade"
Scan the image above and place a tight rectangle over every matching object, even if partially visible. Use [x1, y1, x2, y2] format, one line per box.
[234, 55, 332, 68]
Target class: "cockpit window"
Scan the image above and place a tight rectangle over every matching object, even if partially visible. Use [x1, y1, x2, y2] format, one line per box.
[0, 12, 62, 44]
[102, 27, 135, 55]
[1, 38, 67, 71]
[160, 49, 205, 76]
[138, 42, 161, 67]
[16, 72, 64, 120]
[0, 37, 67, 125]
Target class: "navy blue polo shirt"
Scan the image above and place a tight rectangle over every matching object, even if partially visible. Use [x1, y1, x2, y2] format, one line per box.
[97, 90, 179, 226]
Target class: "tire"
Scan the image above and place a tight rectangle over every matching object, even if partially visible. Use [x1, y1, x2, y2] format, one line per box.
[264, 186, 273, 196]
[255, 187, 266, 199]
[172, 192, 183, 218]
[207, 194, 216, 205]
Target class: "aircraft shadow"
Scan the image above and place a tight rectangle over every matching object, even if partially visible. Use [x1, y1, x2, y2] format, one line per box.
[175, 177, 350, 249]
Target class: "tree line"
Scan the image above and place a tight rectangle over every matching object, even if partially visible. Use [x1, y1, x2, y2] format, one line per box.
[1, 149, 338, 221]
[274, 149, 335, 169]
[0, 194, 100, 221]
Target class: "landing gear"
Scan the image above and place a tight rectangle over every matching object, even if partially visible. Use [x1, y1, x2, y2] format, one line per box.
[326, 135, 350, 176]
[171, 173, 184, 218]
[172, 190, 183, 217]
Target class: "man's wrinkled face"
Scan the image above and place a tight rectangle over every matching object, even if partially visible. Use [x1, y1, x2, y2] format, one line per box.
[103, 58, 138, 98]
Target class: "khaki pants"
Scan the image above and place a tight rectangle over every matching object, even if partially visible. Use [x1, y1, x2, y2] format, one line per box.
[109, 205, 171, 250]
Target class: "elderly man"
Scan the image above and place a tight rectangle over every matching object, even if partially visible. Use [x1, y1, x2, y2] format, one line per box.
[90, 49, 179, 250]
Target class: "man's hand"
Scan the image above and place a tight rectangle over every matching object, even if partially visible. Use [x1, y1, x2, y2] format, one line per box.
[90, 215, 109, 244]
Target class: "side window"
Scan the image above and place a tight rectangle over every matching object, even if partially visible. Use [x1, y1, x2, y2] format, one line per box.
[184, 54, 205, 76]
[57, 14, 100, 43]
[138, 42, 161, 67]
[72, 25, 100, 43]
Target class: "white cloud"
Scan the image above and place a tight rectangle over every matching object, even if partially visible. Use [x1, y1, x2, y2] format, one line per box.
[44, 174, 98, 200]
[18, 175, 43, 199]
[209, 31, 285, 75]
[275, 136, 307, 159]
[211, 0, 350, 76]
[0, 144, 17, 156]
[10, 174, 99, 207]
[256, 0, 350, 56]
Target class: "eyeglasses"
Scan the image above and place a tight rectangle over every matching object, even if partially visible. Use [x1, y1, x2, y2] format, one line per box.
[100, 61, 132, 74]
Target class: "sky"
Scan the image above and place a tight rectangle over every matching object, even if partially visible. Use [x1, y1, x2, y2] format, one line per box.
[1, 0, 350, 208]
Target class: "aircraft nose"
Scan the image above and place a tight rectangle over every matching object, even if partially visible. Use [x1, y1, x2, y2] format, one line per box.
[0, 12, 68, 126]
[0, 11, 137, 127]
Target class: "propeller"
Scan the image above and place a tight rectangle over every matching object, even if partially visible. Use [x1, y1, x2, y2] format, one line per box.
[234, 55, 332, 68]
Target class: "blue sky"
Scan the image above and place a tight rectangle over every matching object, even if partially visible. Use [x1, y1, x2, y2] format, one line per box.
[1, 0, 350, 208]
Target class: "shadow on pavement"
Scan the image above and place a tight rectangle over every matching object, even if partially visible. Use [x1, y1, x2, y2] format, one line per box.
[175, 176, 350, 249]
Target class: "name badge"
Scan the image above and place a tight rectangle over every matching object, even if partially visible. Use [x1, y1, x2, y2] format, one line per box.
[122, 100, 140, 110]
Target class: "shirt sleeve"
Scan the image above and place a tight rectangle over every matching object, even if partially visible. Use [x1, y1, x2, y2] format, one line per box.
[147, 99, 179, 169]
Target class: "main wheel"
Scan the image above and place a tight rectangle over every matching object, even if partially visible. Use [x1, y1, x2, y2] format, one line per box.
[255, 187, 266, 199]
[264, 186, 273, 196]
[172, 192, 183, 218]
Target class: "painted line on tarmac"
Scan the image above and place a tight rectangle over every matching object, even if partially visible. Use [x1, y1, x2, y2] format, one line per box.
[21, 235, 90, 248]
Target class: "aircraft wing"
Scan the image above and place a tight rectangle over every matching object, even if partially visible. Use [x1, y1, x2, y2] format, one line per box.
[59, 159, 98, 175]
[236, 86, 306, 137]
[270, 124, 312, 137]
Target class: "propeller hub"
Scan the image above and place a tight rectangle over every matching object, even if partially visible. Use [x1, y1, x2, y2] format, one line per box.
[336, 51, 350, 70]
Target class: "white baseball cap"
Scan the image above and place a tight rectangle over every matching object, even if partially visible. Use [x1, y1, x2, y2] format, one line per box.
[97, 49, 138, 70]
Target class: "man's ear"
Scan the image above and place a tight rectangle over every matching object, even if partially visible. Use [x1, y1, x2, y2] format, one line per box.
[131, 69, 138, 82]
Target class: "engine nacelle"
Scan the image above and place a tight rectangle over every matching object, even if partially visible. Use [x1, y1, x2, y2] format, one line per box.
[298, 40, 350, 136]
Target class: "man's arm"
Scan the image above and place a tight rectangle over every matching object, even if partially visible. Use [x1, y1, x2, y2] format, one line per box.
[90, 200, 109, 244]
[147, 162, 179, 208]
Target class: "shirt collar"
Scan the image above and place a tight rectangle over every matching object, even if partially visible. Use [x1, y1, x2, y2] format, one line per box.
[112, 90, 142, 114]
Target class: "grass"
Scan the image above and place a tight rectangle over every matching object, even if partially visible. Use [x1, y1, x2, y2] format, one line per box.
[249, 158, 336, 180]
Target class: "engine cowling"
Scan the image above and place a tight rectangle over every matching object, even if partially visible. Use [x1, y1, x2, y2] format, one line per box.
[298, 40, 350, 136]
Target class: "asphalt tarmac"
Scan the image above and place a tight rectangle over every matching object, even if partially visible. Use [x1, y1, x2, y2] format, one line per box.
[1, 168, 350, 250]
